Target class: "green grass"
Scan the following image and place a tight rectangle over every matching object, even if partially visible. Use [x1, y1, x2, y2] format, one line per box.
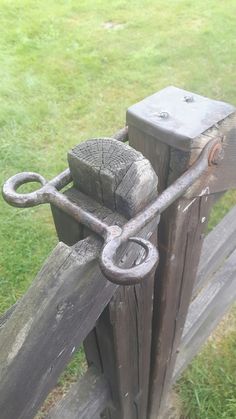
[0, 0, 235, 417]
[177, 305, 236, 419]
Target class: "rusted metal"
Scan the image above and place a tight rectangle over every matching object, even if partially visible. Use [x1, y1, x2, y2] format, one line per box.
[2, 136, 222, 285]
[208, 139, 224, 166]
[100, 137, 221, 283]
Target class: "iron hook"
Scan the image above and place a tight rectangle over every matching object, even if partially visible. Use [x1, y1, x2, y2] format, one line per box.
[2, 137, 222, 286]
[2, 172, 48, 207]
[100, 235, 159, 285]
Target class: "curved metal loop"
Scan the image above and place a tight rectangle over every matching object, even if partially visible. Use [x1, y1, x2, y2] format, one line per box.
[2, 172, 48, 208]
[100, 236, 159, 285]
[1, 136, 224, 286]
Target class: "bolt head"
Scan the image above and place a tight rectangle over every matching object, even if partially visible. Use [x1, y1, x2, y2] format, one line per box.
[183, 95, 194, 103]
[208, 142, 224, 165]
[157, 111, 169, 119]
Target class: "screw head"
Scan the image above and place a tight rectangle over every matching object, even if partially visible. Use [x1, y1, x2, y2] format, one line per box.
[183, 95, 194, 103]
[157, 111, 169, 119]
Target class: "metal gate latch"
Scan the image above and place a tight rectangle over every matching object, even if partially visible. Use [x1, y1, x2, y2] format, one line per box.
[2, 138, 222, 285]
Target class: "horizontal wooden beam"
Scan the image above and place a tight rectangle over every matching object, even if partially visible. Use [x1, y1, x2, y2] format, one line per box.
[0, 135, 159, 419]
[2, 205, 236, 402]
[46, 366, 111, 419]
[0, 187, 156, 419]
[174, 247, 236, 381]
[194, 204, 236, 296]
[0, 237, 115, 419]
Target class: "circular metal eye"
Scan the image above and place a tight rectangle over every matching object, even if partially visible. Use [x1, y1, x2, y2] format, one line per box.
[100, 236, 159, 285]
[2, 172, 47, 207]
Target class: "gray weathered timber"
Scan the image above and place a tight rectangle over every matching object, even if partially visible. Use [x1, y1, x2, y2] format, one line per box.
[0, 238, 114, 419]
[149, 194, 215, 418]
[46, 366, 111, 419]
[9, 199, 234, 336]
[126, 125, 170, 194]
[68, 138, 158, 216]
[0, 188, 154, 419]
[127, 87, 236, 197]
[0, 303, 17, 328]
[127, 88, 235, 419]
[174, 248, 236, 381]
[0, 139, 158, 419]
[52, 138, 158, 419]
[194, 204, 236, 296]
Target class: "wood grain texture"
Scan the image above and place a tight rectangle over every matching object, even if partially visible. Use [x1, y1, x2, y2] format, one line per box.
[149, 192, 215, 418]
[0, 303, 17, 328]
[68, 138, 158, 216]
[194, 203, 236, 296]
[53, 138, 159, 419]
[128, 111, 229, 418]
[0, 237, 117, 419]
[46, 366, 110, 419]
[127, 125, 170, 193]
[2, 176, 153, 419]
[174, 248, 236, 381]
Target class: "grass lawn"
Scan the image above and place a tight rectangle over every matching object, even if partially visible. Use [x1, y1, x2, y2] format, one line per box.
[0, 0, 235, 417]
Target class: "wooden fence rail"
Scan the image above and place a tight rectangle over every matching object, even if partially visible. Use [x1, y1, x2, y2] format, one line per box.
[0, 86, 235, 419]
[46, 366, 110, 419]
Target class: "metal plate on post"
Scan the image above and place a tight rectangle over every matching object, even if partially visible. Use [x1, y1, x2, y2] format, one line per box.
[127, 86, 235, 151]
[127, 86, 236, 196]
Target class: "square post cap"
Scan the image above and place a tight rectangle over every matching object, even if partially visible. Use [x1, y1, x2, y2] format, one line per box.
[127, 86, 235, 151]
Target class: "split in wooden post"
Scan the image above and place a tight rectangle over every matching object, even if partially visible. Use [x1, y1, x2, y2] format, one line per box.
[52, 137, 159, 419]
[127, 85, 235, 418]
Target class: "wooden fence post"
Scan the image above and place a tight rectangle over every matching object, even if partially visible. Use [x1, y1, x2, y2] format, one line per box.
[51, 138, 159, 419]
[127, 86, 235, 418]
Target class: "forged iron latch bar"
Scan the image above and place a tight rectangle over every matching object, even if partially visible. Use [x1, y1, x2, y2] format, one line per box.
[2, 135, 222, 286]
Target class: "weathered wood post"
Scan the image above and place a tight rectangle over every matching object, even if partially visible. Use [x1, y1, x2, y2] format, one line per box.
[2, 89, 235, 419]
[127, 86, 235, 418]
[52, 138, 159, 419]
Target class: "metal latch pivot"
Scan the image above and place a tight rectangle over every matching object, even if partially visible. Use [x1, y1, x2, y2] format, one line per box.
[2, 137, 222, 285]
